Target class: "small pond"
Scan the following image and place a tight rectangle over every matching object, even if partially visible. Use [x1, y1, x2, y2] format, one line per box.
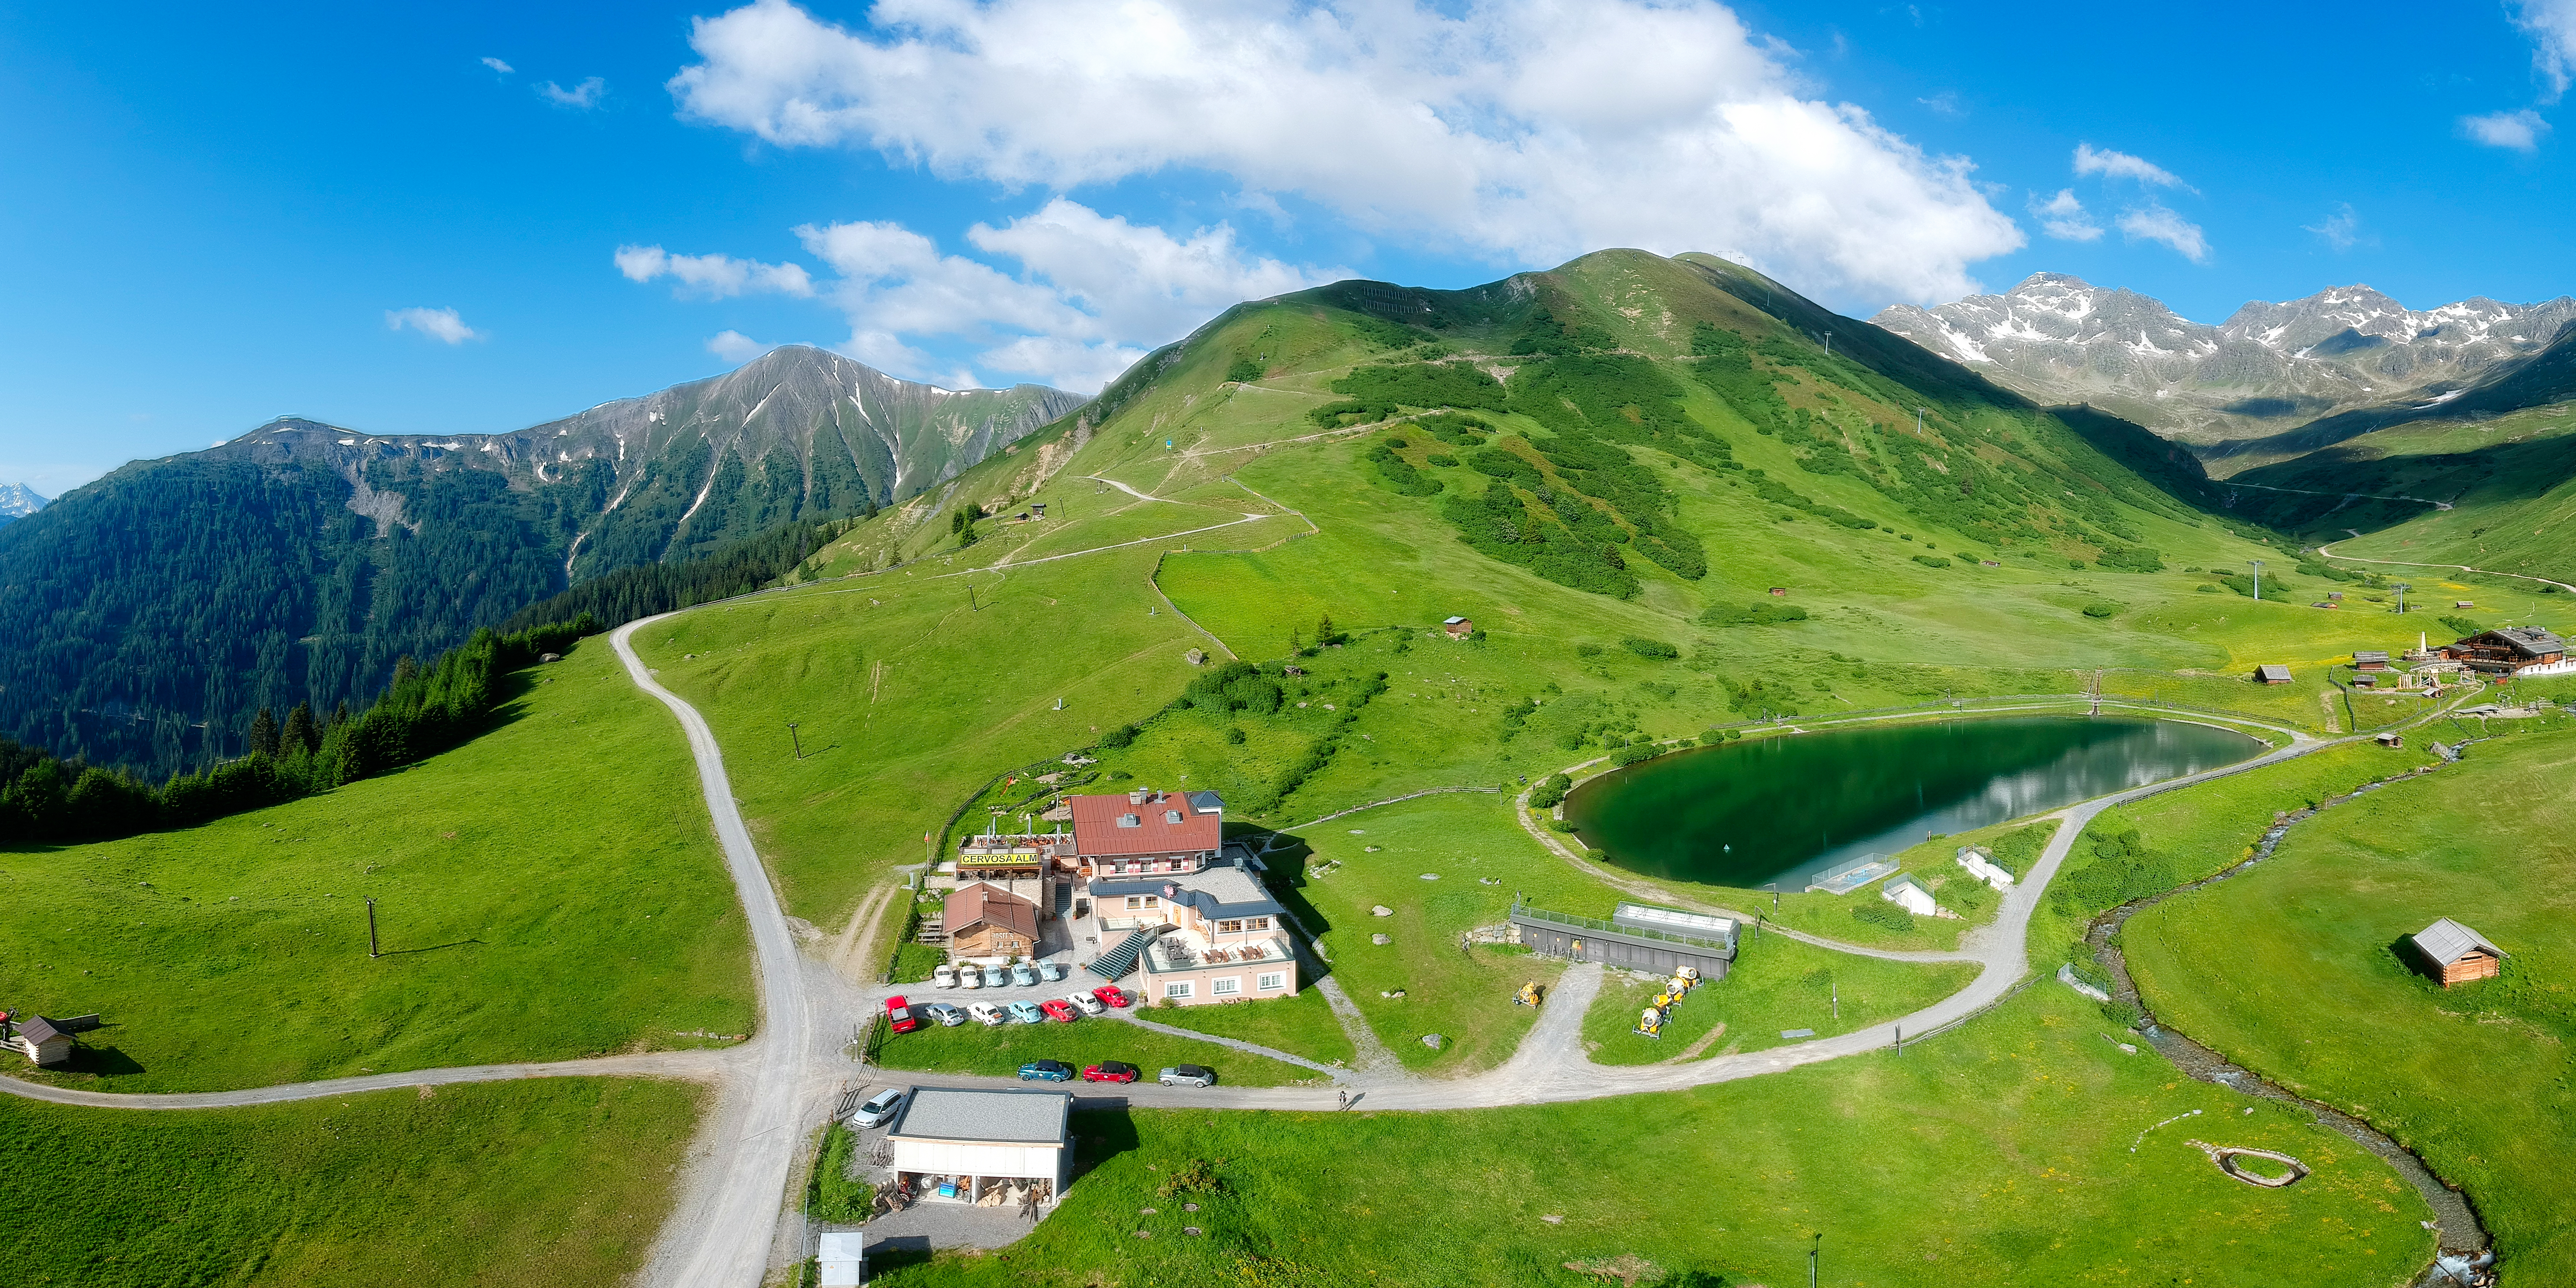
[1562, 716, 2264, 890]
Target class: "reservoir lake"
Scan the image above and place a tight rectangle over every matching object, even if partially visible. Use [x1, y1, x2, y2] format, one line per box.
[1562, 716, 2265, 890]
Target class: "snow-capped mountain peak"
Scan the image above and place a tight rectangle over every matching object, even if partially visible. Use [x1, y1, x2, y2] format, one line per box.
[1872, 277, 2576, 447]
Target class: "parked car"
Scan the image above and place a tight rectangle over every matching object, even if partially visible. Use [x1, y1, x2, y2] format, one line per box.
[1011, 961, 1039, 987]
[982, 965, 1010, 988]
[956, 965, 980, 990]
[1091, 985, 1132, 1009]
[1081, 1060, 1140, 1084]
[1070, 991, 1108, 1017]
[852, 1087, 907, 1127]
[1157, 1064, 1218, 1088]
[1038, 960, 1067, 982]
[967, 1002, 1005, 1027]
[1017, 1059, 1076, 1082]
[1040, 998, 1079, 1023]
[884, 995, 918, 1035]
[933, 964, 956, 988]
[1006, 999, 1045, 1024]
[923, 1002, 966, 1027]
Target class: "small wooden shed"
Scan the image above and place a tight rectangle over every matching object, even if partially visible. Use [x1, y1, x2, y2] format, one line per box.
[2354, 650, 2391, 672]
[1442, 616, 1474, 639]
[2410, 918, 2505, 987]
[7, 1015, 73, 1067]
[2255, 664, 2293, 685]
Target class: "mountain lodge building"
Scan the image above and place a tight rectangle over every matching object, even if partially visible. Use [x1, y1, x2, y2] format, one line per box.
[2442, 627, 2574, 678]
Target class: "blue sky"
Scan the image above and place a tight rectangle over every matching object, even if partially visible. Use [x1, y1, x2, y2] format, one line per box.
[5, 0, 2573, 496]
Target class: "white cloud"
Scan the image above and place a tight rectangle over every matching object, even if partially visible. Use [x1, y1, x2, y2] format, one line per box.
[2515, 0, 2576, 99]
[2028, 189, 2101, 241]
[481, 56, 514, 74]
[538, 76, 607, 109]
[2072, 142, 2194, 191]
[706, 330, 768, 362]
[1916, 90, 1962, 117]
[385, 307, 484, 345]
[2303, 203, 2369, 252]
[2117, 203, 2209, 263]
[2460, 108, 2550, 152]
[773, 199, 1338, 391]
[616, 244, 815, 297]
[665, 0, 2023, 305]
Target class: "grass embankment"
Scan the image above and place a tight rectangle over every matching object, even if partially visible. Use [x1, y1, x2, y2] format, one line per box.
[1272, 793, 1604, 1074]
[873, 986, 2430, 1288]
[873, 1014, 1311, 1087]
[0, 641, 753, 1092]
[1130, 987, 1356, 1069]
[2125, 727, 2576, 1280]
[0, 1077, 704, 1287]
[1580, 932, 1979, 1065]
[1754, 817, 2056, 952]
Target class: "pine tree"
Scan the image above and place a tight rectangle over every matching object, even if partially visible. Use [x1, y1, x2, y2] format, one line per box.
[1316, 612, 1337, 646]
[281, 702, 319, 756]
[1289, 628, 1304, 656]
[249, 708, 280, 760]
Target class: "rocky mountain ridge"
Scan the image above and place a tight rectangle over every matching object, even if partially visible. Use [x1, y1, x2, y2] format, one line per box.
[0, 482, 45, 527]
[1872, 274, 2576, 459]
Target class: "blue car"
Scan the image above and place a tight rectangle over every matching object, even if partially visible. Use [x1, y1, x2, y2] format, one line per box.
[1006, 999, 1045, 1024]
[982, 964, 1009, 988]
[1011, 961, 1039, 987]
[1038, 960, 1067, 982]
[1017, 1059, 1075, 1081]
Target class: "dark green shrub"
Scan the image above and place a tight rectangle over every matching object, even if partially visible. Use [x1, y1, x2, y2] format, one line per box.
[1098, 724, 1139, 749]
[1700, 602, 1809, 627]
[1622, 637, 1679, 659]
[1529, 772, 1572, 808]
[1912, 554, 1952, 569]
[1226, 355, 1265, 384]
[2082, 602, 2120, 619]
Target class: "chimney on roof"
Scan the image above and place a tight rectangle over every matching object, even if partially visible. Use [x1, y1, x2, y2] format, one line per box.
[1129, 788, 1148, 805]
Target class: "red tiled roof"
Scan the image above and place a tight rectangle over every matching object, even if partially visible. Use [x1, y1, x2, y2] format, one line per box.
[1068, 789, 1221, 858]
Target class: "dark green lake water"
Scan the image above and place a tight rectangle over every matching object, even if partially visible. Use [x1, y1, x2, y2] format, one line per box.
[1562, 716, 2263, 890]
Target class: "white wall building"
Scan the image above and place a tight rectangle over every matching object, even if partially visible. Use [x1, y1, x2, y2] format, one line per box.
[885, 1087, 1073, 1208]
[817, 1232, 865, 1287]
[1883, 876, 1937, 916]
[1955, 846, 2015, 892]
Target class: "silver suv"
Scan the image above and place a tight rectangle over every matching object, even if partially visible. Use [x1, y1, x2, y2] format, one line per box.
[1157, 1064, 1217, 1088]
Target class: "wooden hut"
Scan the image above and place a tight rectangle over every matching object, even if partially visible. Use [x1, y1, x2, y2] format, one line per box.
[2354, 650, 2391, 672]
[2410, 918, 2505, 987]
[2255, 664, 2293, 685]
[6, 1015, 73, 1067]
[1442, 616, 1474, 639]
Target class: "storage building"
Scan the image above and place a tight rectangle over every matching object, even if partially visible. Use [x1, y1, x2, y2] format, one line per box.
[885, 1087, 1073, 1208]
[817, 1232, 866, 1287]
[1508, 899, 1737, 980]
[2255, 664, 2293, 685]
[5, 1015, 72, 1067]
[2410, 918, 2506, 987]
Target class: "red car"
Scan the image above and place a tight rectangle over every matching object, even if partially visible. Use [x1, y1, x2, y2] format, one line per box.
[884, 995, 918, 1034]
[1090, 985, 1132, 1009]
[1082, 1060, 1140, 1083]
[1040, 998, 1080, 1023]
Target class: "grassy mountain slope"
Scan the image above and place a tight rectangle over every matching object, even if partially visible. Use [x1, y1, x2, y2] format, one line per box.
[634, 249, 2490, 953]
[1, 1078, 703, 1288]
[0, 637, 753, 1093]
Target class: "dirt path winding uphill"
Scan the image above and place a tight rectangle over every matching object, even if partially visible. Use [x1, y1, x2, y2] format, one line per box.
[0, 1049, 736, 1110]
[2314, 539, 2576, 595]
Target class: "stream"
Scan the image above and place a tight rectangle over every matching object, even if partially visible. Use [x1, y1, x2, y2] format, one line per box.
[2085, 754, 2497, 1288]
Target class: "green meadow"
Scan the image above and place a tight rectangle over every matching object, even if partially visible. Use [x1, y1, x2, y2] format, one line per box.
[0, 1077, 704, 1288]
[2126, 727, 2576, 1280]
[874, 987, 2431, 1288]
[0, 640, 753, 1093]
[1580, 931, 1979, 1064]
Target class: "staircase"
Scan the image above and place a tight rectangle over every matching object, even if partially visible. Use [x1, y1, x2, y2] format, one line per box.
[1085, 926, 1163, 981]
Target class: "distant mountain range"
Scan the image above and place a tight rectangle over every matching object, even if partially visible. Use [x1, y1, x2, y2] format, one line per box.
[1873, 274, 2576, 461]
[0, 346, 1084, 772]
[0, 482, 45, 527]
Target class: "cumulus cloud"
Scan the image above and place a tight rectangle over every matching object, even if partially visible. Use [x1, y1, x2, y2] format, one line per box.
[778, 199, 1339, 391]
[2461, 108, 2550, 152]
[664, 0, 2023, 305]
[2072, 143, 2195, 191]
[2303, 203, 2370, 252]
[2028, 189, 2101, 241]
[616, 244, 815, 297]
[2515, 0, 2576, 99]
[2117, 203, 2209, 263]
[481, 56, 514, 74]
[706, 330, 768, 362]
[385, 307, 483, 345]
[538, 76, 607, 108]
